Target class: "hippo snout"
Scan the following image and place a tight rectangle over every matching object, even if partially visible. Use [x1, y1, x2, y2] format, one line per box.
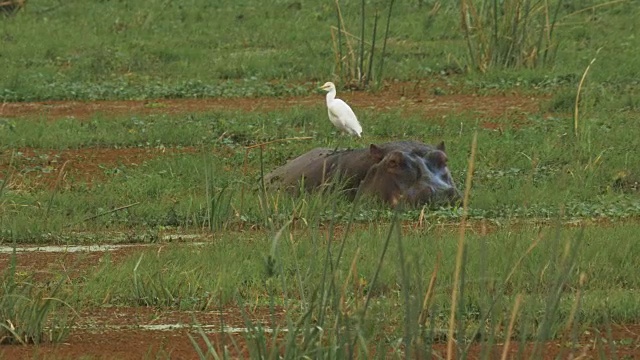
[438, 187, 463, 206]
[404, 183, 461, 208]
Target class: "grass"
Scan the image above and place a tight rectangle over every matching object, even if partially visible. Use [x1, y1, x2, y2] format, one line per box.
[0, 1, 638, 100]
[1, 0, 639, 357]
[3, 109, 637, 354]
[80, 222, 638, 319]
[459, 0, 563, 71]
[133, 219, 640, 358]
[0, 248, 76, 345]
[1, 106, 639, 242]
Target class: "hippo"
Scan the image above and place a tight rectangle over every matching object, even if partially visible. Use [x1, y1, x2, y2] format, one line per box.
[263, 140, 462, 208]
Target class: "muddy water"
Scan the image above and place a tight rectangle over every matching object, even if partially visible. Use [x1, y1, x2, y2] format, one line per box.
[75, 324, 284, 333]
[0, 234, 206, 254]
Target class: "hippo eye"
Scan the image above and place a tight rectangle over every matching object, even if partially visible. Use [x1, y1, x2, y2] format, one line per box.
[426, 151, 447, 169]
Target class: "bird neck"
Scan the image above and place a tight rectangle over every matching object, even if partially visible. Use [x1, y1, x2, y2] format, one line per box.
[325, 88, 336, 104]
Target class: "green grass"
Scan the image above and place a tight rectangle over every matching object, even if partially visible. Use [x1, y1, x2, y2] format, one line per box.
[0, 1, 639, 100]
[1, 1, 639, 356]
[80, 223, 640, 316]
[1, 249, 76, 345]
[1, 106, 638, 242]
[86, 220, 640, 358]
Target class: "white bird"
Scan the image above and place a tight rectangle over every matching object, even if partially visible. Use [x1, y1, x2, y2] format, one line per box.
[319, 82, 362, 138]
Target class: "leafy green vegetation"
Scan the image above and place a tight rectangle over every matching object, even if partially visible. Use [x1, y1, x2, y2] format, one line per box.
[0, 1, 638, 100]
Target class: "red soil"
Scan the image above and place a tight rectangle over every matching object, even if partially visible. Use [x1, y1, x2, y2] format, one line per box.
[0, 81, 544, 121]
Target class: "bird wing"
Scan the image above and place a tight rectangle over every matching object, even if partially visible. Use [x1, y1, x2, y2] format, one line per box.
[329, 100, 362, 136]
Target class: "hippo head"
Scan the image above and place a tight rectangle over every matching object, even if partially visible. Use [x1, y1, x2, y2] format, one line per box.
[407, 142, 462, 207]
[360, 145, 422, 207]
[359, 141, 462, 208]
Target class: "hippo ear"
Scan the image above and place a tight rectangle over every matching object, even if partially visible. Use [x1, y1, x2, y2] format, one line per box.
[436, 141, 446, 152]
[369, 144, 384, 162]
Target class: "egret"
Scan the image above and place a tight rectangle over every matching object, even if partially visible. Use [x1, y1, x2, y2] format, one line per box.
[319, 82, 362, 139]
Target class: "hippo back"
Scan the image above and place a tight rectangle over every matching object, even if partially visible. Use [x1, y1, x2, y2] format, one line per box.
[263, 148, 334, 194]
[263, 147, 377, 197]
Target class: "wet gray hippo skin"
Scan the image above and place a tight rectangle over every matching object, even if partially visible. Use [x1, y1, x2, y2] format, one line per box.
[264, 140, 462, 208]
[263, 145, 381, 197]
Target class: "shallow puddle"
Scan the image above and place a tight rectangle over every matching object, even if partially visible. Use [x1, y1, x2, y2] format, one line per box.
[0, 234, 206, 254]
[75, 323, 284, 334]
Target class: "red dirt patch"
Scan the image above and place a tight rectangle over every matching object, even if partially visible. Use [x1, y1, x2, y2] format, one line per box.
[431, 324, 640, 359]
[0, 81, 546, 122]
[1, 304, 637, 359]
[0, 245, 148, 283]
[0, 146, 197, 190]
[1, 305, 284, 359]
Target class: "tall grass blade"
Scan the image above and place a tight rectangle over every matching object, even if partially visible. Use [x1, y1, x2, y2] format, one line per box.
[352, 205, 400, 354]
[455, 243, 468, 359]
[359, 0, 366, 87]
[44, 160, 70, 222]
[365, 10, 379, 88]
[447, 131, 477, 360]
[317, 192, 340, 329]
[574, 47, 602, 138]
[460, 0, 479, 71]
[500, 294, 523, 360]
[394, 204, 412, 358]
[332, 177, 364, 275]
[0, 150, 14, 199]
[336, 1, 343, 79]
[461, 0, 563, 71]
[603, 310, 619, 360]
[418, 256, 439, 328]
[377, 0, 395, 88]
[531, 226, 584, 358]
[258, 145, 273, 230]
[188, 317, 222, 360]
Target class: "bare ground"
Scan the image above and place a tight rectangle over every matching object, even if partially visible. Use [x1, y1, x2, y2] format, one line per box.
[0, 81, 545, 121]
